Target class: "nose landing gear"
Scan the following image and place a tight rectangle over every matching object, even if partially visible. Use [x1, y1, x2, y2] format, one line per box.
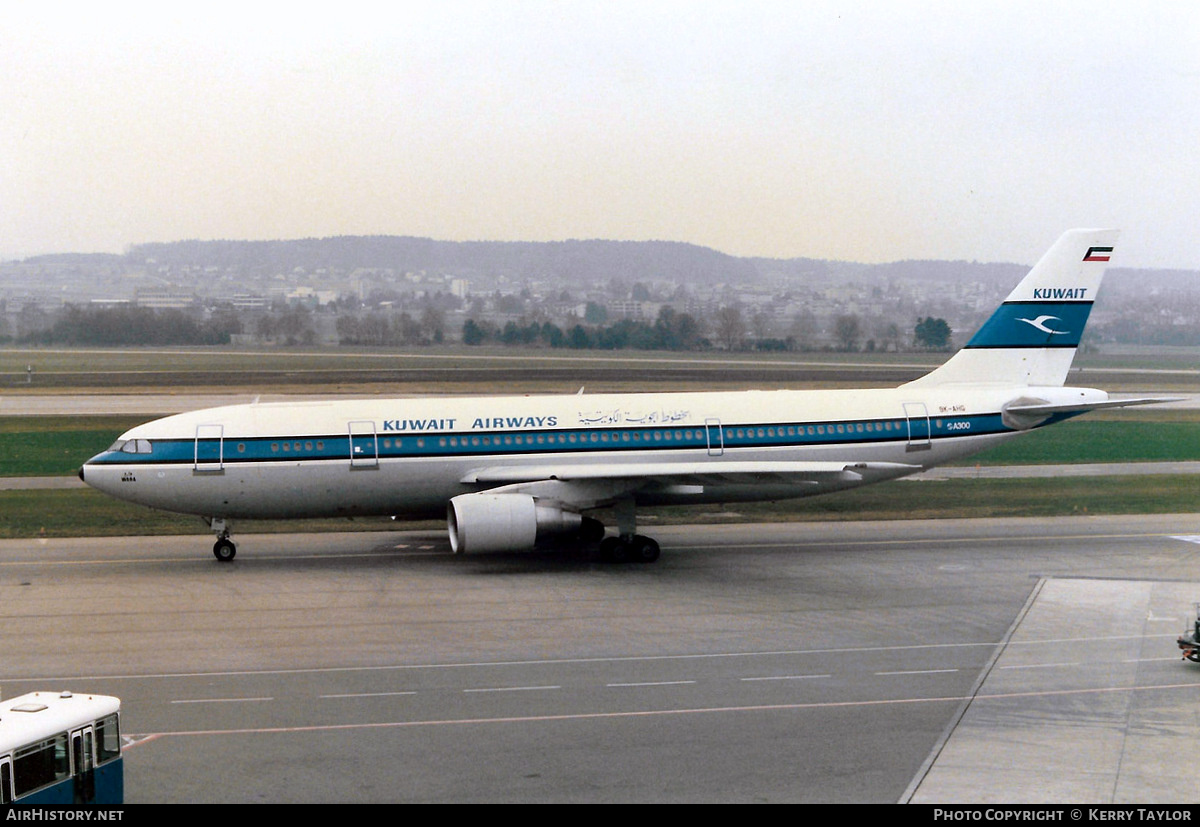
[208, 518, 237, 562]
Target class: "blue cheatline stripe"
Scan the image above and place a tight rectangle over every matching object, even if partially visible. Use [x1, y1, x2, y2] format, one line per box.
[966, 301, 1093, 349]
[87, 412, 1031, 468]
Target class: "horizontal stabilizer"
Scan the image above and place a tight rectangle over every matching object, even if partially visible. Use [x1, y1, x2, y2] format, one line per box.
[1004, 396, 1182, 416]
[1001, 394, 1182, 430]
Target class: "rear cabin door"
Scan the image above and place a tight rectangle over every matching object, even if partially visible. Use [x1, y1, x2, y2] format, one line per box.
[903, 402, 932, 452]
[348, 420, 379, 469]
[705, 418, 724, 456]
[194, 424, 225, 472]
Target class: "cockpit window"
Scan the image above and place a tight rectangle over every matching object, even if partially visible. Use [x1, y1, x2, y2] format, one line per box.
[107, 440, 127, 453]
[112, 439, 152, 454]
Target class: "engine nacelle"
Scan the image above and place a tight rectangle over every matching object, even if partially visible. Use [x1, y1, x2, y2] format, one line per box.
[448, 493, 583, 553]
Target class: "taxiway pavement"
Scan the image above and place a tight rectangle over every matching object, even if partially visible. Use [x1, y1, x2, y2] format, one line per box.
[4, 516, 1200, 802]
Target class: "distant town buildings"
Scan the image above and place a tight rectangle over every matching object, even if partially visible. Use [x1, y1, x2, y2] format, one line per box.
[2, 241, 1198, 349]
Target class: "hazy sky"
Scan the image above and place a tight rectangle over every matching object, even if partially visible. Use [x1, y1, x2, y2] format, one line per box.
[4, 1, 1198, 269]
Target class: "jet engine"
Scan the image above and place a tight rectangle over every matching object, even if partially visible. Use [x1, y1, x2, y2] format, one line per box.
[448, 493, 583, 553]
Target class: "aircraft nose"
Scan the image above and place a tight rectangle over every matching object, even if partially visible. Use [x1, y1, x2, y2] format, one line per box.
[78, 465, 86, 482]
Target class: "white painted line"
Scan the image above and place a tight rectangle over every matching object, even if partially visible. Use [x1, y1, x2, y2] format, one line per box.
[170, 697, 274, 704]
[320, 691, 418, 699]
[47, 637, 1184, 686]
[606, 680, 696, 688]
[875, 669, 959, 676]
[462, 685, 561, 693]
[130, 681, 1200, 744]
[998, 662, 1082, 670]
[740, 674, 831, 682]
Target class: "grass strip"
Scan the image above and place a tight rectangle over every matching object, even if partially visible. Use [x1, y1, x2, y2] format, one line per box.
[4, 413, 1200, 476]
[1, 475, 1196, 540]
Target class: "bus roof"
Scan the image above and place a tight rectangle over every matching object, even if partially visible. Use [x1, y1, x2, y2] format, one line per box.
[0, 692, 121, 751]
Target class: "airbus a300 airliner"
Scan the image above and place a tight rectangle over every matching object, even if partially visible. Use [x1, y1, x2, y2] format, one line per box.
[80, 229, 1169, 563]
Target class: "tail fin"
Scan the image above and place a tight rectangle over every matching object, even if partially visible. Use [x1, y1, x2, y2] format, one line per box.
[905, 228, 1118, 388]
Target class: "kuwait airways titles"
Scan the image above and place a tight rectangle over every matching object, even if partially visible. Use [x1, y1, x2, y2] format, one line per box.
[382, 415, 561, 432]
[1031, 287, 1088, 300]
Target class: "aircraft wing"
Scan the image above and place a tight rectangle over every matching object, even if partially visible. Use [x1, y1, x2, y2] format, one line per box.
[462, 460, 922, 488]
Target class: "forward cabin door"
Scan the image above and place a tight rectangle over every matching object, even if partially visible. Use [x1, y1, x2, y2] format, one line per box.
[348, 420, 379, 469]
[194, 424, 225, 472]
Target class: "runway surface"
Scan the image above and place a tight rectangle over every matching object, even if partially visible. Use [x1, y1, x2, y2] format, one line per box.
[4, 516, 1200, 803]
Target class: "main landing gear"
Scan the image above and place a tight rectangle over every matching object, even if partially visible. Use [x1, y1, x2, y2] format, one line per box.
[209, 518, 236, 562]
[555, 516, 659, 563]
[594, 497, 660, 564]
[598, 534, 660, 563]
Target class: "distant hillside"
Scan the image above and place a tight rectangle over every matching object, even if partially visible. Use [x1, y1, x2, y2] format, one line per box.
[16, 236, 1196, 298]
[751, 256, 1028, 287]
[13, 252, 126, 267]
[125, 237, 761, 284]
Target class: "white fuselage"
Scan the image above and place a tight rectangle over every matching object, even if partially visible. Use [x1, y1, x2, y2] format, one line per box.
[80, 383, 1101, 521]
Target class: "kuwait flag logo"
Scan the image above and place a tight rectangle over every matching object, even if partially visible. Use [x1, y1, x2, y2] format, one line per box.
[1083, 246, 1113, 262]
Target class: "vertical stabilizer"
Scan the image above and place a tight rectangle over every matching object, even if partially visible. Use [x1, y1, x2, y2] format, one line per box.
[904, 228, 1118, 388]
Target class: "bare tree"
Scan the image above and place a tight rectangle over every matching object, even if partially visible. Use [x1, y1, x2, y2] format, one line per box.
[834, 314, 861, 352]
[714, 305, 746, 351]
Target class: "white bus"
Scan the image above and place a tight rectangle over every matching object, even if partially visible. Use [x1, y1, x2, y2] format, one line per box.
[0, 691, 122, 805]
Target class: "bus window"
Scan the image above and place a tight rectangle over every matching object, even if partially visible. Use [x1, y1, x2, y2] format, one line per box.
[96, 714, 120, 764]
[12, 733, 69, 798]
